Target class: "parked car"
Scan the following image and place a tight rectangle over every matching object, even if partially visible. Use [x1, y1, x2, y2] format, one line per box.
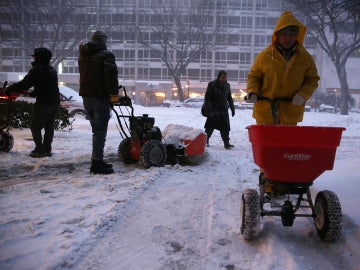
[182, 96, 205, 108]
[318, 104, 335, 113]
[235, 102, 254, 110]
[15, 85, 87, 118]
[161, 99, 183, 108]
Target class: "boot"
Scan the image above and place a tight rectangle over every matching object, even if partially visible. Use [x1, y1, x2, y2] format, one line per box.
[44, 145, 52, 157]
[103, 161, 113, 168]
[224, 141, 234, 150]
[90, 160, 114, 174]
[29, 146, 47, 158]
[206, 138, 210, 147]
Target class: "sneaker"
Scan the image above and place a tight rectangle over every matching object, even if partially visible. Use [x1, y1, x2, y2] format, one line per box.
[90, 160, 114, 174]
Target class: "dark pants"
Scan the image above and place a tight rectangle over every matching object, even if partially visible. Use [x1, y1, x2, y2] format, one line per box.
[204, 112, 231, 143]
[83, 97, 111, 161]
[205, 128, 230, 143]
[30, 103, 59, 152]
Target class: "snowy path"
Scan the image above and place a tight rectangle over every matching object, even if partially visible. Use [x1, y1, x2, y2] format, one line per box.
[1, 107, 360, 270]
[76, 147, 246, 270]
[75, 145, 360, 270]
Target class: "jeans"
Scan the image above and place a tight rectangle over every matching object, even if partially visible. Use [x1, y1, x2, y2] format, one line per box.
[83, 97, 111, 161]
[30, 103, 59, 152]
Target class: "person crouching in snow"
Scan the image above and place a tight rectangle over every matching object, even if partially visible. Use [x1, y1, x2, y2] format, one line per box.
[245, 11, 320, 192]
[203, 70, 236, 149]
[1, 48, 60, 158]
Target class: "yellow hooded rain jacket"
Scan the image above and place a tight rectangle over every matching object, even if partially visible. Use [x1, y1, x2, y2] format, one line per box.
[247, 11, 320, 125]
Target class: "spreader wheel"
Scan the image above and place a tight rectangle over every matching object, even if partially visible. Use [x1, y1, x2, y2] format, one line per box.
[314, 190, 342, 242]
[118, 138, 138, 164]
[0, 132, 14, 152]
[140, 140, 166, 169]
[240, 189, 260, 240]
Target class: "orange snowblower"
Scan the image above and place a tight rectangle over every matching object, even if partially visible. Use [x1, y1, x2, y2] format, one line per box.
[111, 86, 206, 168]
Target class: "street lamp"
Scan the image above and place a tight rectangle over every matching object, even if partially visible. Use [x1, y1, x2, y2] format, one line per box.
[334, 89, 338, 113]
[187, 80, 190, 98]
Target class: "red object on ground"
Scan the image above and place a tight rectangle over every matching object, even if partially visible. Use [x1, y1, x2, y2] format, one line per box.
[184, 132, 207, 156]
[129, 138, 142, 161]
[247, 125, 345, 183]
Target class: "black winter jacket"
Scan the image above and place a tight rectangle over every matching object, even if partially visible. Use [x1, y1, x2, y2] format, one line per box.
[204, 79, 235, 131]
[204, 79, 235, 114]
[6, 62, 60, 105]
[78, 42, 119, 98]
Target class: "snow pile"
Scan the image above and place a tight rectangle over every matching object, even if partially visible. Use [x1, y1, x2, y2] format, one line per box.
[162, 123, 205, 146]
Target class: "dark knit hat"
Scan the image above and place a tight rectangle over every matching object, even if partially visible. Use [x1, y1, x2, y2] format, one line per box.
[31, 47, 52, 64]
[91, 30, 107, 44]
[276, 25, 299, 36]
[217, 70, 227, 79]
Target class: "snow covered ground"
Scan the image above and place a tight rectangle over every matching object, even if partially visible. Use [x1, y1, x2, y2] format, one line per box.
[0, 105, 359, 270]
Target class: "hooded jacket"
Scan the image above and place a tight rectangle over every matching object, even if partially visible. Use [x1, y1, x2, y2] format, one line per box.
[78, 41, 119, 98]
[6, 62, 60, 105]
[247, 11, 320, 124]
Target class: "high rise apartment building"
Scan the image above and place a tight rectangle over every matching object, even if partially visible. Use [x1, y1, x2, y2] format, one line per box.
[0, 0, 320, 105]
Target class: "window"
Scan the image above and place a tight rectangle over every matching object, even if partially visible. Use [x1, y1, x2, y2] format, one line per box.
[240, 52, 251, 64]
[227, 52, 239, 63]
[138, 68, 149, 79]
[227, 70, 239, 81]
[255, 17, 267, 29]
[255, 35, 266, 46]
[240, 35, 252, 46]
[241, 17, 253, 28]
[239, 70, 249, 83]
[149, 68, 161, 79]
[228, 34, 239, 45]
[215, 51, 226, 64]
[188, 69, 200, 80]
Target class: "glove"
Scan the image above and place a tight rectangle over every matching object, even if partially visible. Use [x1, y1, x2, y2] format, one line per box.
[109, 95, 119, 103]
[231, 109, 235, 117]
[292, 93, 305, 106]
[245, 92, 257, 103]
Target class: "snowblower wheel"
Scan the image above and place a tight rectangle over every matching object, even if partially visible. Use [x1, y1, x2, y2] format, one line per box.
[118, 138, 139, 164]
[0, 132, 14, 152]
[240, 189, 260, 240]
[140, 140, 166, 169]
[314, 190, 342, 242]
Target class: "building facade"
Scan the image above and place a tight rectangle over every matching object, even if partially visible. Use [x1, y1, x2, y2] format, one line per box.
[0, 0, 359, 107]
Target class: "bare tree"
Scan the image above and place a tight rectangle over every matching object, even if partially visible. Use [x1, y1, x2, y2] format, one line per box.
[136, 0, 226, 101]
[287, 0, 360, 115]
[0, 0, 100, 70]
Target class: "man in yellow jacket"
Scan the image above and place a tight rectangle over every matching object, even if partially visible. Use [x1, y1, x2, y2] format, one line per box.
[246, 11, 320, 125]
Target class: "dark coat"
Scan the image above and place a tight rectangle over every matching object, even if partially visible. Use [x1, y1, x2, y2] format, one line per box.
[78, 42, 119, 98]
[204, 79, 235, 131]
[6, 62, 60, 105]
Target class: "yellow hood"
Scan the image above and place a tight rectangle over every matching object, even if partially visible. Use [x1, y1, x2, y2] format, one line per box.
[272, 11, 306, 46]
